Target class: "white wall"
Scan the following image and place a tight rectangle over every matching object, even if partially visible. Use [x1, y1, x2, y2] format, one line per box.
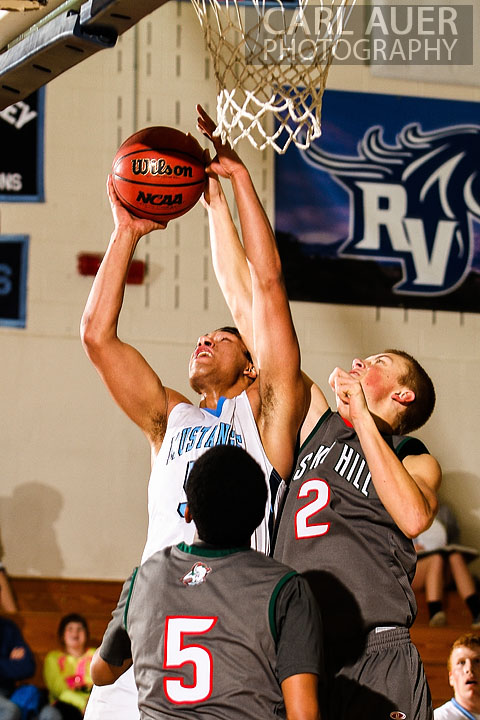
[0, 1, 479, 580]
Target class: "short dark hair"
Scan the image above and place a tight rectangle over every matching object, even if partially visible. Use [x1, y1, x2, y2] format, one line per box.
[448, 633, 480, 672]
[217, 326, 253, 366]
[384, 349, 436, 434]
[186, 446, 267, 546]
[58, 613, 89, 643]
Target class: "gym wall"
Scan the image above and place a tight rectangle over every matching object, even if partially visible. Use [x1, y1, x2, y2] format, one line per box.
[0, 1, 479, 580]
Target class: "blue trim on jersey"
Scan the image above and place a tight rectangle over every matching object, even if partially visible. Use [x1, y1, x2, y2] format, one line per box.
[203, 396, 227, 417]
[298, 408, 332, 453]
[451, 698, 479, 720]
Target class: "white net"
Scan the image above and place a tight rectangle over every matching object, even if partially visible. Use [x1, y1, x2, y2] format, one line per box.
[191, 0, 356, 153]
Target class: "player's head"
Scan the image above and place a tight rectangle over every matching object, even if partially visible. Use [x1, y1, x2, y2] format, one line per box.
[58, 613, 89, 652]
[188, 327, 256, 394]
[447, 633, 480, 711]
[383, 349, 435, 434]
[185, 445, 267, 546]
[349, 349, 435, 434]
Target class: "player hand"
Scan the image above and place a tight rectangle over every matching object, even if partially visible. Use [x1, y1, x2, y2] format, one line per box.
[196, 104, 245, 180]
[106, 175, 168, 237]
[328, 366, 370, 425]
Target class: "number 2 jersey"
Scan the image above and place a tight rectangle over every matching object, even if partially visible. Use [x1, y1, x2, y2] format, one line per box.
[273, 409, 429, 640]
[141, 391, 282, 563]
[99, 544, 323, 720]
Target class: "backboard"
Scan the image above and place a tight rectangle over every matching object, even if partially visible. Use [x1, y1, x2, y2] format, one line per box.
[0, 0, 170, 110]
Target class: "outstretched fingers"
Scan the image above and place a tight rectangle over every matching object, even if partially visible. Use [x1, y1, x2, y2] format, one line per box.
[196, 104, 217, 142]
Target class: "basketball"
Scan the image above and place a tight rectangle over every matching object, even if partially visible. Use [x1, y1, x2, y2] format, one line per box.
[112, 126, 206, 222]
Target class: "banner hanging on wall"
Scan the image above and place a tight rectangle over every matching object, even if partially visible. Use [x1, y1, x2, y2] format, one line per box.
[0, 89, 44, 202]
[0, 235, 29, 327]
[275, 89, 480, 312]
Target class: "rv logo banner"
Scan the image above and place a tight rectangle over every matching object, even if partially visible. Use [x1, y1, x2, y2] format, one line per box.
[275, 90, 480, 312]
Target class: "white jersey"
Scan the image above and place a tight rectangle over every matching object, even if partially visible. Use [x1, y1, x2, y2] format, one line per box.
[142, 391, 277, 562]
[85, 391, 279, 720]
[435, 699, 480, 719]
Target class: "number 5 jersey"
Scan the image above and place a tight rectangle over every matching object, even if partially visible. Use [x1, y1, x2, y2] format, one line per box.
[99, 544, 323, 719]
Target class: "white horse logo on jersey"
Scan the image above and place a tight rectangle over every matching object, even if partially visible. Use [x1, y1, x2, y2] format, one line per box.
[181, 562, 212, 586]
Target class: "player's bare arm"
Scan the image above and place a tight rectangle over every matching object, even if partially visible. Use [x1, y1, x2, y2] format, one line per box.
[90, 648, 132, 686]
[281, 673, 321, 720]
[329, 366, 440, 537]
[197, 105, 306, 479]
[299, 372, 330, 444]
[200, 161, 255, 356]
[80, 175, 190, 452]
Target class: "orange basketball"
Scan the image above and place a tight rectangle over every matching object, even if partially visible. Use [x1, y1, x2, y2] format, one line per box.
[112, 126, 206, 222]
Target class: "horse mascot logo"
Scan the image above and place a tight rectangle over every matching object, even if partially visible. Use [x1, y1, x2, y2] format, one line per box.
[302, 123, 480, 295]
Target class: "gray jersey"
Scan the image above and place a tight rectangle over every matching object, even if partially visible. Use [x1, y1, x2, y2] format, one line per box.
[274, 410, 428, 643]
[100, 544, 322, 719]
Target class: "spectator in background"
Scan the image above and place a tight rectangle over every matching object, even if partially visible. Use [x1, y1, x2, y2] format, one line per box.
[0, 564, 18, 614]
[0, 614, 35, 720]
[39, 614, 95, 720]
[434, 633, 480, 719]
[413, 504, 480, 628]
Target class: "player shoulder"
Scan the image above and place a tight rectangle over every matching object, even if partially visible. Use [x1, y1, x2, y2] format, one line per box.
[148, 388, 194, 452]
[403, 451, 442, 486]
[245, 379, 261, 416]
[299, 379, 330, 444]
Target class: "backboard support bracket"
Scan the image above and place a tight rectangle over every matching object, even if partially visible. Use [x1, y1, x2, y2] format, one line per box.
[0, 0, 169, 110]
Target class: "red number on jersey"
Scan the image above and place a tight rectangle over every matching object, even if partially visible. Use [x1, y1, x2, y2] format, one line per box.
[164, 616, 217, 704]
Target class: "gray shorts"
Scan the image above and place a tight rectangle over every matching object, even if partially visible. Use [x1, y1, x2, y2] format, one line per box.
[328, 627, 433, 720]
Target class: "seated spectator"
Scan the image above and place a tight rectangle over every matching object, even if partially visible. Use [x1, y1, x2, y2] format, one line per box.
[413, 503, 480, 628]
[434, 633, 480, 719]
[91, 445, 324, 720]
[38, 614, 96, 720]
[0, 614, 36, 720]
[0, 563, 18, 614]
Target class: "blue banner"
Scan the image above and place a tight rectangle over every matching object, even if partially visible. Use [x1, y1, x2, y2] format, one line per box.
[0, 235, 29, 327]
[275, 89, 480, 312]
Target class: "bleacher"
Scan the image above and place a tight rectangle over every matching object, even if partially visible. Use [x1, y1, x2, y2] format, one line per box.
[9, 576, 123, 689]
[411, 589, 473, 709]
[7, 577, 469, 707]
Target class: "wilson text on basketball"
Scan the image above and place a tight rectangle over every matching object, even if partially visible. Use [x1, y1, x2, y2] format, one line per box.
[131, 158, 193, 178]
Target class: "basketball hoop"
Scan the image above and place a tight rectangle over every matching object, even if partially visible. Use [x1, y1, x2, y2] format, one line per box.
[191, 0, 356, 153]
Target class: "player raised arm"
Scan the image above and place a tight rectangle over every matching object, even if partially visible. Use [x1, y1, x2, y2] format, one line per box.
[329, 364, 441, 537]
[80, 176, 189, 453]
[197, 109, 328, 446]
[200, 162, 255, 356]
[197, 105, 306, 479]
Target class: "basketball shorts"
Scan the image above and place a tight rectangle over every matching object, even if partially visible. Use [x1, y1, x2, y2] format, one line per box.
[328, 626, 433, 720]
